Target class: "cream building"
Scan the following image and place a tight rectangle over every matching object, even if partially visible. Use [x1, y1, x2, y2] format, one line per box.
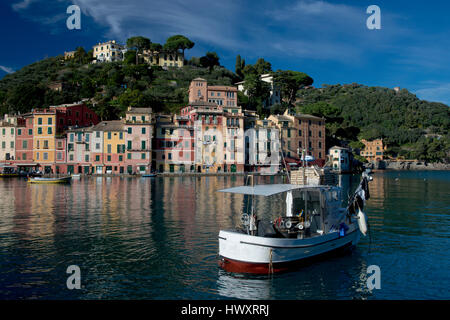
[93, 40, 126, 63]
[329, 146, 351, 173]
[244, 118, 281, 174]
[0, 121, 16, 161]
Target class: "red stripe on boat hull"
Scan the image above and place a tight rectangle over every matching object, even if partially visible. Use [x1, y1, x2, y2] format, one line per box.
[219, 242, 354, 274]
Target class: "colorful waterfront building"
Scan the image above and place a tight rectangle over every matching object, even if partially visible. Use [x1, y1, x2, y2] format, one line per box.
[222, 105, 245, 173]
[51, 102, 99, 129]
[33, 109, 57, 173]
[32, 102, 100, 173]
[91, 126, 104, 174]
[124, 107, 153, 174]
[329, 146, 351, 173]
[0, 119, 17, 162]
[361, 139, 384, 162]
[153, 114, 195, 173]
[67, 126, 93, 174]
[268, 109, 326, 164]
[92, 121, 126, 174]
[55, 136, 67, 174]
[14, 113, 36, 172]
[188, 78, 238, 107]
[180, 102, 245, 173]
[183, 78, 245, 173]
[243, 111, 281, 173]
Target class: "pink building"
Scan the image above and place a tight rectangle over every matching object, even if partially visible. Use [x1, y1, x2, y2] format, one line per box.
[55, 136, 67, 174]
[15, 114, 36, 172]
[153, 114, 195, 173]
[124, 107, 153, 174]
[188, 78, 238, 107]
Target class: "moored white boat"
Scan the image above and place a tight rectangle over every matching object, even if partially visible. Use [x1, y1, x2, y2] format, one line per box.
[218, 172, 372, 274]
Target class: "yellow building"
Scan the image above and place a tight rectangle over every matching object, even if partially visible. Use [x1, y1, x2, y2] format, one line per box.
[64, 51, 75, 60]
[142, 49, 184, 68]
[33, 110, 57, 173]
[92, 121, 126, 174]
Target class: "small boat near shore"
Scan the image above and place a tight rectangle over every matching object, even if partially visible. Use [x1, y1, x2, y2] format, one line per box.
[0, 173, 20, 178]
[28, 176, 72, 184]
[141, 173, 157, 178]
[218, 171, 372, 274]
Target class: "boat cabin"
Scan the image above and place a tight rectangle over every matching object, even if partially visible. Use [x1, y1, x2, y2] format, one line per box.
[219, 184, 345, 239]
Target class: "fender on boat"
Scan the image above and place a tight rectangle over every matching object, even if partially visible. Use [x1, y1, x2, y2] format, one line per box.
[357, 209, 368, 236]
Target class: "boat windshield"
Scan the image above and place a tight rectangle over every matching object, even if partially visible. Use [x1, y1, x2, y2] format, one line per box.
[292, 189, 321, 217]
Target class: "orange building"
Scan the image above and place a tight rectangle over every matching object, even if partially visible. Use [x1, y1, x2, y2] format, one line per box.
[361, 139, 385, 161]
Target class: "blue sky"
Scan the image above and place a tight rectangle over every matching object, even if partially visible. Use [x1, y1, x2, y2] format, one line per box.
[1, 0, 450, 105]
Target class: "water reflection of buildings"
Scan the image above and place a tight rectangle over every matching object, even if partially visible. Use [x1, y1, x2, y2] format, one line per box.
[8, 177, 154, 243]
[159, 176, 241, 245]
[1, 180, 20, 238]
[98, 177, 152, 228]
[365, 173, 385, 229]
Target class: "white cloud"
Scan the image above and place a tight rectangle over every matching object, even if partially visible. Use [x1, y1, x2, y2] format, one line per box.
[0, 65, 15, 74]
[71, 0, 244, 49]
[415, 83, 450, 105]
[12, 0, 36, 11]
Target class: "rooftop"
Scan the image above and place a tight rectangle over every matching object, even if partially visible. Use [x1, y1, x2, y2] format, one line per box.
[126, 107, 152, 114]
[189, 101, 219, 108]
[208, 85, 238, 91]
[66, 125, 94, 133]
[92, 120, 124, 132]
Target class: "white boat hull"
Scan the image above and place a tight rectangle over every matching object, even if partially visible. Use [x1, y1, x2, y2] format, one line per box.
[219, 224, 360, 274]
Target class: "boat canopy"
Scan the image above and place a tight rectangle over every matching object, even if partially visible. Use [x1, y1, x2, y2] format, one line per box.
[218, 184, 326, 197]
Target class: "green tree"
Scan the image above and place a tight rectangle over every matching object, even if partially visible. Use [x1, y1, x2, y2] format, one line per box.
[164, 35, 195, 55]
[254, 58, 272, 75]
[275, 70, 313, 106]
[235, 55, 245, 79]
[200, 52, 220, 72]
[243, 73, 271, 116]
[73, 46, 88, 64]
[124, 50, 137, 65]
[149, 43, 163, 52]
[126, 36, 151, 65]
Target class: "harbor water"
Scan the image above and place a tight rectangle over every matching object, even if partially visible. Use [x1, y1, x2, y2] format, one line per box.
[0, 170, 449, 299]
